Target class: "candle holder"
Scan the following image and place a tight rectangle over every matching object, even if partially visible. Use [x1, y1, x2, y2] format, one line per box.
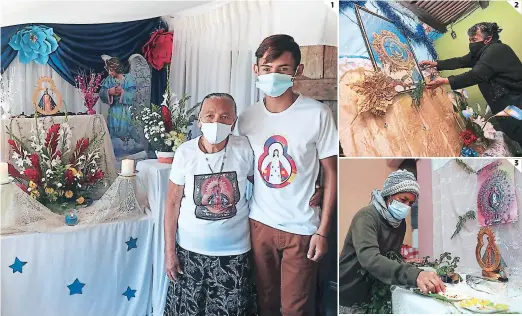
[118, 170, 139, 178]
[64, 209, 79, 226]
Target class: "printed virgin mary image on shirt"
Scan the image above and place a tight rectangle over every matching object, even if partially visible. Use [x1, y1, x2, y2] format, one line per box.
[339, 0, 522, 158]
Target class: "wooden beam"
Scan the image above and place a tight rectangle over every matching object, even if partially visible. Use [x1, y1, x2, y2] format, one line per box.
[300, 46, 324, 80]
[293, 78, 337, 101]
[399, 2, 447, 33]
[323, 46, 338, 79]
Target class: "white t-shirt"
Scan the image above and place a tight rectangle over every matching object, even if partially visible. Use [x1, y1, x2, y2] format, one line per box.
[238, 94, 338, 235]
[168, 135, 254, 256]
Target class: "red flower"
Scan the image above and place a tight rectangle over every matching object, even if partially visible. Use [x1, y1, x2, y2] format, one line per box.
[142, 29, 173, 70]
[161, 105, 172, 131]
[65, 169, 75, 184]
[45, 124, 61, 154]
[8, 139, 24, 157]
[8, 163, 25, 179]
[24, 168, 40, 183]
[71, 138, 90, 165]
[87, 168, 105, 184]
[459, 129, 478, 146]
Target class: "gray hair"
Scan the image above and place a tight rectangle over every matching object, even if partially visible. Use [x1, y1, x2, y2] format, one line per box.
[199, 93, 237, 119]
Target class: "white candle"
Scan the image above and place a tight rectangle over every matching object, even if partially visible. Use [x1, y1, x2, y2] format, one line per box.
[121, 159, 134, 176]
[0, 162, 8, 183]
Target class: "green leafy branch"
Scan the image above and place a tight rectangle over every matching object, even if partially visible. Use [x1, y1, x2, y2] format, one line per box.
[456, 159, 477, 174]
[451, 210, 476, 239]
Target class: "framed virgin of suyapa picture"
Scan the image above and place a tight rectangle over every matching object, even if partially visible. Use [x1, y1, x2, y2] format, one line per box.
[32, 77, 63, 116]
[354, 5, 424, 93]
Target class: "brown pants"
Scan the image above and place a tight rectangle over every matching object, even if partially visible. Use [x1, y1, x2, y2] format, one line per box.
[250, 219, 318, 316]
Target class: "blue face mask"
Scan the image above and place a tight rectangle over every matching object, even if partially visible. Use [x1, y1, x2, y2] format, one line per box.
[388, 200, 411, 220]
[255, 71, 297, 97]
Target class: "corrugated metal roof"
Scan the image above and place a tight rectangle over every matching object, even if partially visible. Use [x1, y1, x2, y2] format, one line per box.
[400, 0, 485, 32]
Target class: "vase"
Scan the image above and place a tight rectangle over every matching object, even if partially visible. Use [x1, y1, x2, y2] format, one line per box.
[156, 151, 174, 163]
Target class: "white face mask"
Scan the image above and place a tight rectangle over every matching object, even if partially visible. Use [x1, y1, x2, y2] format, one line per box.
[200, 122, 232, 144]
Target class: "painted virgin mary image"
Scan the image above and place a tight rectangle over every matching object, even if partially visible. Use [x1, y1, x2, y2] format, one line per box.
[261, 146, 292, 186]
[99, 55, 143, 157]
[38, 88, 57, 113]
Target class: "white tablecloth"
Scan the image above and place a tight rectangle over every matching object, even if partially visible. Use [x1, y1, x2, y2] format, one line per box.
[136, 159, 171, 316]
[1, 216, 153, 316]
[392, 275, 522, 314]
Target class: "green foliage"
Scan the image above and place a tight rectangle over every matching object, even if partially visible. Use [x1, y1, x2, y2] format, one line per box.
[455, 159, 477, 174]
[451, 210, 476, 239]
[415, 252, 461, 277]
[410, 81, 426, 108]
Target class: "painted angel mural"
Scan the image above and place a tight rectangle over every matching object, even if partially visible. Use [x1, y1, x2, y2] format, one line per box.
[99, 54, 151, 158]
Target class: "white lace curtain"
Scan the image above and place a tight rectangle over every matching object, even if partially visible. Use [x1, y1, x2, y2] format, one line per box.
[1, 58, 108, 117]
[432, 159, 522, 276]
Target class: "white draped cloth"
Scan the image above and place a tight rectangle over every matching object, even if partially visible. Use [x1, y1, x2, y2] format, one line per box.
[432, 159, 522, 277]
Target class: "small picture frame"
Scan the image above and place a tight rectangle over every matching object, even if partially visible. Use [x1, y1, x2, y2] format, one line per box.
[32, 77, 63, 116]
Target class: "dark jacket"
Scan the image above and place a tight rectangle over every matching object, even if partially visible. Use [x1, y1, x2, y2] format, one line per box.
[437, 41, 522, 114]
[338, 205, 421, 307]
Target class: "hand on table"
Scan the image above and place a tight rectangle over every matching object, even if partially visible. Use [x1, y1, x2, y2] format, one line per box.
[419, 60, 438, 68]
[165, 250, 183, 281]
[307, 234, 328, 262]
[426, 77, 449, 90]
[417, 271, 446, 294]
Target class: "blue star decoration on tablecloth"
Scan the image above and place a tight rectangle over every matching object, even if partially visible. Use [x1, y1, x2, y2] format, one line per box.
[9, 257, 27, 273]
[125, 237, 138, 251]
[67, 278, 85, 295]
[122, 286, 136, 301]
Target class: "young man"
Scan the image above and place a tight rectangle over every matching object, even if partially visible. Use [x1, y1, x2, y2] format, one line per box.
[238, 34, 338, 316]
[421, 22, 522, 148]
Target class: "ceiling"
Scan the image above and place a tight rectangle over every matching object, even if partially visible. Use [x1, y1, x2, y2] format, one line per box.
[399, 0, 489, 33]
[0, 1, 213, 26]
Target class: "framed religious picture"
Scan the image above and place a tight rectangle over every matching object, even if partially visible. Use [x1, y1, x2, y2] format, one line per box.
[354, 5, 424, 92]
[32, 77, 63, 115]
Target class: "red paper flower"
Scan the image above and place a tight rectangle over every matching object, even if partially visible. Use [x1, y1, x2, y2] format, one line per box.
[142, 29, 173, 70]
[161, 105, 172, 131]
[65, 169, 75, 184]
[24, 168, 40, 183]
[459, 129, 478, 146]
[45, 124, 61, 154]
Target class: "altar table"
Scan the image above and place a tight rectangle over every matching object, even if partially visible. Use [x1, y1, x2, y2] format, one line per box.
[1, 216, 153, 316]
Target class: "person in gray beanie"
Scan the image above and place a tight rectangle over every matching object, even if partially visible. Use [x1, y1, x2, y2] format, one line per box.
[338, 170, 445, 313]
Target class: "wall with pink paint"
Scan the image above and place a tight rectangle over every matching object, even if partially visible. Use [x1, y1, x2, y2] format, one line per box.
[416, 159, 434, 258]
[338, 159, 415, 253]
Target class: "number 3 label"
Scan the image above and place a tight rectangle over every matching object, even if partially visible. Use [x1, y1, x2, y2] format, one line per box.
[511, 159, 521, 172]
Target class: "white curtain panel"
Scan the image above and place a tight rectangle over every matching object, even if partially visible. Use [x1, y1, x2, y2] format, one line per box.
[169, 0, 337, 115]
[1, 58, 108, 117]
[432, 159, 522, 277]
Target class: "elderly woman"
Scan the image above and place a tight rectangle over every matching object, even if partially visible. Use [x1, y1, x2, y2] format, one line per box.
[163, 93, 256, 316]
[338, 170, 445, 313]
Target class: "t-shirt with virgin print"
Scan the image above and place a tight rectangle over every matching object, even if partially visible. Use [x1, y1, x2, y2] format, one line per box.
[238, 94, 338, 235]
[169, 135, 254, 256]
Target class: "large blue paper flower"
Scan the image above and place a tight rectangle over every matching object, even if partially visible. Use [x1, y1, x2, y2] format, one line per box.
[8, 26, 59, 65]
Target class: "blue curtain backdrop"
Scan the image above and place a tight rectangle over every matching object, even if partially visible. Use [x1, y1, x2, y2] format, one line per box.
[1, 17, 168, 105]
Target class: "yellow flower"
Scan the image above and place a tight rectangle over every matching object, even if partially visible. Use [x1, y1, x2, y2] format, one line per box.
[76, 196, 85, 205]
[45, 187, 55, 194]
[29, 181, 37, 189]
[64, 190, 74, 198]
[30, 190, 40, 199]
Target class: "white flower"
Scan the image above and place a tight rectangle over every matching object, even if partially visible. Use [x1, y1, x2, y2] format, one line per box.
[145, 134, 149, 139]
[42, 177, 46, 182]
[161, 133, 165, 138]
[28, 188, 32, 192]
[154, 138, 158, 141]
[160, 127, 165, 132]
[57, 183, 62, 188]
[12, 152, 20, 160]
[78, 184, 82, 188]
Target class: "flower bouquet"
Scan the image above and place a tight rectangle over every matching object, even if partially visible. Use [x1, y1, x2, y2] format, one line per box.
[132, 92, 198, 163]
[458, 108, 497, 156]
[6, 120, 106, 214]
[75, 70, 103, 115]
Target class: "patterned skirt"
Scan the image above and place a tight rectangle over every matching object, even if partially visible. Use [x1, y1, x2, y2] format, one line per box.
[164, 245, 258, 316]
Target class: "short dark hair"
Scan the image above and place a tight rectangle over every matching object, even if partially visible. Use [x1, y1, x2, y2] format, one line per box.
[105, 57, 128, 74]
[468, 22, 502, 41]
[255, 34, 301, 68]
[199, 93, 237, 118]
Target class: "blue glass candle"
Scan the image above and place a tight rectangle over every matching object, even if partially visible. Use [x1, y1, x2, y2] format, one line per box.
[65, 210, 78, 226]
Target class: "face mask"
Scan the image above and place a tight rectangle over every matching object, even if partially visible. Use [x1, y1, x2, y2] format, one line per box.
[387, 200, 411, 221]
[469, 41, 486, 57]
[255, 69, 298, 97]
[200, 122, 232, 144]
